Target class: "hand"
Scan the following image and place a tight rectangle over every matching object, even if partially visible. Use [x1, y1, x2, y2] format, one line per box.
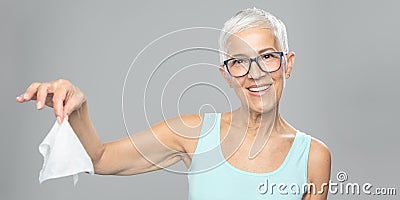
[16, 79, 87, 123]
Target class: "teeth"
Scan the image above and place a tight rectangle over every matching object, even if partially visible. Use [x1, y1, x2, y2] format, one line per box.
[248, 85, 270, 92]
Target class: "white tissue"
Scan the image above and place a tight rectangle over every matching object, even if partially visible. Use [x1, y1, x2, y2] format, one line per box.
[38, 117, 94, 186]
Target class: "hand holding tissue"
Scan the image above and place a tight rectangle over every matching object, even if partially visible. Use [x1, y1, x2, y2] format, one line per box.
[38, 118, 94, 186]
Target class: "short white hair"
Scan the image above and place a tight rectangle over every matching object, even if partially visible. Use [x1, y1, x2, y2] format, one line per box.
[219, 7, 289, 63]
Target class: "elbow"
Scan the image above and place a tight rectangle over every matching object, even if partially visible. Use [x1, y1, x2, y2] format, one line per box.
[92, 144, 106, 174]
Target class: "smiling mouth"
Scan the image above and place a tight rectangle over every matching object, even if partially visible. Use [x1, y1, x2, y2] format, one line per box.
[245, 84, 272, 97]
[247, 84, 272, 92]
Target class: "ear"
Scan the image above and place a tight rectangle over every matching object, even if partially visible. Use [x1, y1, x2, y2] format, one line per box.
[285, 52, 295, 79]
[219, 65, 233, 88]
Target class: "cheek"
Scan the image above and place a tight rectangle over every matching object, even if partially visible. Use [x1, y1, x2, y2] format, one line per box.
[230, 77, 246, 88]
[230, 78, 248, 99]
[271, 70, 285, 96]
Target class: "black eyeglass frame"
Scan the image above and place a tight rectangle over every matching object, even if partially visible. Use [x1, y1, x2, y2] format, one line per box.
[223, 51, 286, 78]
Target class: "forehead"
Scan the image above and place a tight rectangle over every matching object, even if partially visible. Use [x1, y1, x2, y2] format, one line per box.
[226, 26, 278, 57]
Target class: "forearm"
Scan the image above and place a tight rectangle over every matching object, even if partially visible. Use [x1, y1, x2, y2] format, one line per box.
[68, 100, 105, 167]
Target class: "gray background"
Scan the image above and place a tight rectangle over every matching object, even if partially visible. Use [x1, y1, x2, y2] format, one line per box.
[1, 0, 399, 199]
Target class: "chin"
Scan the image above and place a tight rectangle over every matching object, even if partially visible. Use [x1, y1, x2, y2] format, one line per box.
[248, 93, 277, 112]
[250, 103, 277, 114]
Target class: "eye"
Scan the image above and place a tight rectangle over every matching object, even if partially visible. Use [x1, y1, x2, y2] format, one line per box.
[236, 59, 243, 64]
[261, 53, 272, 60]
[236, 58, 248, 64]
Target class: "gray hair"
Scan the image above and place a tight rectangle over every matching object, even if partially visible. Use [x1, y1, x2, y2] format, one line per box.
[219, 7, 289, 63]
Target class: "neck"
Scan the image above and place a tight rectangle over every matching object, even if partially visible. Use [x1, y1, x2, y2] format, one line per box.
[230, 104, 286, 138]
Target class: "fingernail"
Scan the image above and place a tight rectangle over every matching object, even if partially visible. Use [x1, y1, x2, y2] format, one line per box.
[36, 101, 41, 109]
[16, 96, 21, 100]
[57, 116, 62, 124]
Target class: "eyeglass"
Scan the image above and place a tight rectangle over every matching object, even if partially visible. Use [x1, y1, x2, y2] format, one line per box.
[223, 51, 285, 77]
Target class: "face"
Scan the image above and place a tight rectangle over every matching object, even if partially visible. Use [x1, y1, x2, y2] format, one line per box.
[219, 26, 295, 114]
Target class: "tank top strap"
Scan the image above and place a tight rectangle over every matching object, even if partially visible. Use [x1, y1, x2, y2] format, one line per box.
[282, 130, 312, 182]
[289, 131, 312, 163]
[197, 112, 220, 150]
[188, 113, 222, 173]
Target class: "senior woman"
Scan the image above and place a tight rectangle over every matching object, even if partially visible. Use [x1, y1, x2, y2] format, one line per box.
[16, 7, 330, 200]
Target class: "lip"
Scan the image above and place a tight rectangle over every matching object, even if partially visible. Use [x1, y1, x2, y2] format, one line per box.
[246, 83, 272, 89]
[246, 84, 272, 97]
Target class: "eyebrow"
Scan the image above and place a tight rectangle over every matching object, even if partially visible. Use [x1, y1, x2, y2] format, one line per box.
[231, 47, 276, 58]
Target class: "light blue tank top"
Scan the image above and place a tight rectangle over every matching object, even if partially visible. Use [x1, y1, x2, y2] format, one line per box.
[187, 113, 311, 200]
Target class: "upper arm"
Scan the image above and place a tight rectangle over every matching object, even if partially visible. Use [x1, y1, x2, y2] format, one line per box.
[303, 137, 331, 200]
[94, 114, 203, 176]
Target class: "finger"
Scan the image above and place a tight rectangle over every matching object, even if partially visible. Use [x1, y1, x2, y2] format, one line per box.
[63, 102, 76, 123]
[63, 88, 84, 120]
[21, 82, 41, 102]
[16, 94, 24, 102]
[62, 91, 76, 119]
[52, 86, 67, 122]
[36, 84, 50, 109]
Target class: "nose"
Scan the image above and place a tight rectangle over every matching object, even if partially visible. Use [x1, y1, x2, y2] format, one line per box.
[247, 58, 267, 79]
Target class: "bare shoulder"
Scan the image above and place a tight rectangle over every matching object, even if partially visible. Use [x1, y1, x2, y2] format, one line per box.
[309, 137, 331, 160]
[160, 113, 204, 152]
[308, 136, 331, 182]
[163, 113, 203, 137]
[166, 113, 203, 128]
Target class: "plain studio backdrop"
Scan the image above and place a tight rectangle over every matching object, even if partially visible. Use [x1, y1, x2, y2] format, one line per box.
[1, 0, 399, 199]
